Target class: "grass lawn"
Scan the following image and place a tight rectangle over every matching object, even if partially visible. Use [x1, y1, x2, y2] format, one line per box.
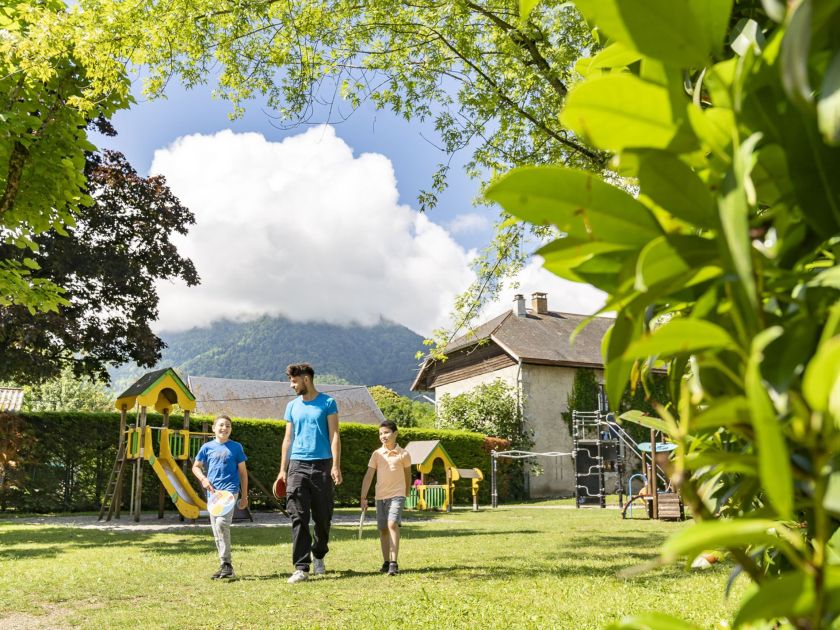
[0, 504, 744, 629]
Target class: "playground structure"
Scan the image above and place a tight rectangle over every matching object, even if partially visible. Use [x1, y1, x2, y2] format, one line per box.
[99, 367, 213, 522]
[491, 410, 683, 521]
[574, 410, 683, 520]
[403, 440, 483, 512]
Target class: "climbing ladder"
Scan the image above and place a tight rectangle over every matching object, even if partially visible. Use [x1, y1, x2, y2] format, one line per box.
[98, 437, 128, 522]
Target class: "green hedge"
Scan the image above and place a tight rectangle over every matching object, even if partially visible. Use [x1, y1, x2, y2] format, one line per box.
[1, 412, 507, 513]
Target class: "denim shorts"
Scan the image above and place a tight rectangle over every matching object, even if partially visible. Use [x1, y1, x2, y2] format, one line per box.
[376, 496, 406, 529]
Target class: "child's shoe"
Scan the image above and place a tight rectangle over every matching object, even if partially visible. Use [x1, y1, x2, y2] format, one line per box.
[211, 565, 225, 579]
[217, 563, 235, 579]
[379, 561, 389, 573]
[387, 561, 398, 576]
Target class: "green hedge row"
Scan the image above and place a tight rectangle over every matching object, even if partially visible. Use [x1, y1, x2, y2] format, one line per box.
[1, 412, 517, 513]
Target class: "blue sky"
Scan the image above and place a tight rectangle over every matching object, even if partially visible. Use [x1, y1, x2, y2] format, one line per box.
[90, 80, 604, 336]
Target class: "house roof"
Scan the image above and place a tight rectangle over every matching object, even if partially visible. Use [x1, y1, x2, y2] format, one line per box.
[187, 375, 385, 425]
[412, 307, 613, 391]
[0, 387, 24, 413]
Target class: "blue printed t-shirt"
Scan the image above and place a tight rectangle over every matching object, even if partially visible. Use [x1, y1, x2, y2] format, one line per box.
[195, 439, 247, 496]
[284, 393, 338, 460]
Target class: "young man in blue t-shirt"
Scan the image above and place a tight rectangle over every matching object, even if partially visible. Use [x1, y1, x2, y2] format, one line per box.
[275, 363, 342, 584]
[192, 415, 248, 579]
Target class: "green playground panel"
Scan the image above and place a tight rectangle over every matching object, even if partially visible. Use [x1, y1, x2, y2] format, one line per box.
[425, 486, 446, 509]
[169, 433, 184, 458]
[405, 488, 419, 509]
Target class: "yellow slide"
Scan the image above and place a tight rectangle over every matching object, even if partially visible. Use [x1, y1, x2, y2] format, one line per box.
[142, 427, 208, 519]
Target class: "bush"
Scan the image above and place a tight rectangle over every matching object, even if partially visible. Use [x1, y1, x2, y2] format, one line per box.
[2, 412, 499, 512]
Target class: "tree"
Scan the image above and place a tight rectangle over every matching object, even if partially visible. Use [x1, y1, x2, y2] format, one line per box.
[0, 140, 199, 384]
[487, 1, 840, 627]
[1, 0, 131, 311]
[368, 385, 435, 428]
[4, 367, 113, 412]
[437, 379, 529, 448]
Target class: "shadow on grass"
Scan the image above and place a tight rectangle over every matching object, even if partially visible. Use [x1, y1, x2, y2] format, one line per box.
[0, 524, 540, 560]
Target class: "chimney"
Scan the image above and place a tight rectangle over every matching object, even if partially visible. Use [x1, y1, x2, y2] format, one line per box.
[531, 292, 548, 315]
[513, 294, 527, 317]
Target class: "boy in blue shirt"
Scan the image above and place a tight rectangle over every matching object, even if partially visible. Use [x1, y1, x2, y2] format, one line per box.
[275, 363, 342, 584]
[192, 415, 249, 579]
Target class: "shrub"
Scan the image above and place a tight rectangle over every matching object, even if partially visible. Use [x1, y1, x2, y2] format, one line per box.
[2, 412, 497, 512]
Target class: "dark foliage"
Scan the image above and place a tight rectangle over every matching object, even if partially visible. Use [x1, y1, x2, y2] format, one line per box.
[0, 149, 199, 384]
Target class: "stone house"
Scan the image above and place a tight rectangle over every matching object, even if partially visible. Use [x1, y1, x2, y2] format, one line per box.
[411, 292, 612, 497]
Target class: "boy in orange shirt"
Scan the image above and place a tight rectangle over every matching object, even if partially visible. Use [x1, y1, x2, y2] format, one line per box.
[360, 420, 412, 576]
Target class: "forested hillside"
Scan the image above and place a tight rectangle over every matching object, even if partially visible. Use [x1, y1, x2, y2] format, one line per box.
[109, 316, 426, 396]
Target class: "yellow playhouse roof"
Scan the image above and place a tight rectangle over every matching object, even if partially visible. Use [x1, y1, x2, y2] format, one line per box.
[404, 440, 457, 473]
[115, 367, 196, 413]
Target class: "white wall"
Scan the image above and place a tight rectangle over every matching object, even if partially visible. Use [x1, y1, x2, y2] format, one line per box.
[433, 364, 520, 399]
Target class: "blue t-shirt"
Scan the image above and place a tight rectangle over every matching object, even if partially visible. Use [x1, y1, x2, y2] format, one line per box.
[284, 393, 338, 460]
[195, 439, 247, 496]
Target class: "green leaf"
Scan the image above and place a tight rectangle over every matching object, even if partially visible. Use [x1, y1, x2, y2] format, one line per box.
[485, 166, 662, 247]
[746, 327, 793, 518]
[604, 314, 637, 409]
[625, 319, 738, 359]
[718, 133, 762, 307]
[802, 336, 840, 421]
[619, 410, 668, 433]
[818, 49, 840, 145]
[687, 103, 736, 163]
[806, 265, 840, 289]
[574, 0, 733, 67]
[606, 612, 702, 630]
[730, 18, 765, 57]
[661, 519, 801, 562]
[691, 396, 750, 431]
[684, 450, 758, 475]
[519, 0, 539, 20]
[733, 573, 814, 626]
[826, 471, 840, 516]
[537, 239, 631, 285]
[561, 74, 692, 152]
[634, 235, 719, 292]
[780, 0, 814, 110]
[760, 317, 817, 391]
[576, 42, 642, 76]
[635, 150, 717, 228]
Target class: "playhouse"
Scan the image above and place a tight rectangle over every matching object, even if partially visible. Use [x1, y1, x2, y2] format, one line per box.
[99, 367, 214, 522]
[403, 440, 483, 511]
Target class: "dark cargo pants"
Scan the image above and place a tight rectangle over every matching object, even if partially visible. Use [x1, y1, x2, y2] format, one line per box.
[287, 458, 334, 571]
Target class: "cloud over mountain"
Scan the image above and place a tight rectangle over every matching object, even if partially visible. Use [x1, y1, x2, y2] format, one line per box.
[150, 127, 476, 335]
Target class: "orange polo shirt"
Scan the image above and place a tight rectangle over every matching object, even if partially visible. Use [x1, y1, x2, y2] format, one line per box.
[368, 444, 412, 500]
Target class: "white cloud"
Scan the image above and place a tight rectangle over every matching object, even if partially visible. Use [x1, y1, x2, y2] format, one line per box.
[150, 127, 475, 335]
[447, 212, 491, 235]
[476, 257, 608, 323]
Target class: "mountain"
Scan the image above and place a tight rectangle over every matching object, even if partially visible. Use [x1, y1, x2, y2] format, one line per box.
[108, 315, 427, 397]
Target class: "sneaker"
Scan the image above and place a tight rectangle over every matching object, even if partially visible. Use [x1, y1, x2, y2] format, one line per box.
[210, 565, 225, 580]
[217, 563, 234, 579]
[387, 561, 398, 576]
[379, 561, 389, 574]
[287, 569, 309, 584]
[313, 558, 326, 576]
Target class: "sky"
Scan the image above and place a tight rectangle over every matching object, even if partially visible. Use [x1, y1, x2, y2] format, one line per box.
[93, 81, 606, 337]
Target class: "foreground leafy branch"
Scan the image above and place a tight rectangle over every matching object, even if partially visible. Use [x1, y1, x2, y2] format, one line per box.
[487, 0, 840, 627]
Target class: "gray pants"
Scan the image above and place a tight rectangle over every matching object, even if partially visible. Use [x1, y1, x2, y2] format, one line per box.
[210, 507, 235, 563]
